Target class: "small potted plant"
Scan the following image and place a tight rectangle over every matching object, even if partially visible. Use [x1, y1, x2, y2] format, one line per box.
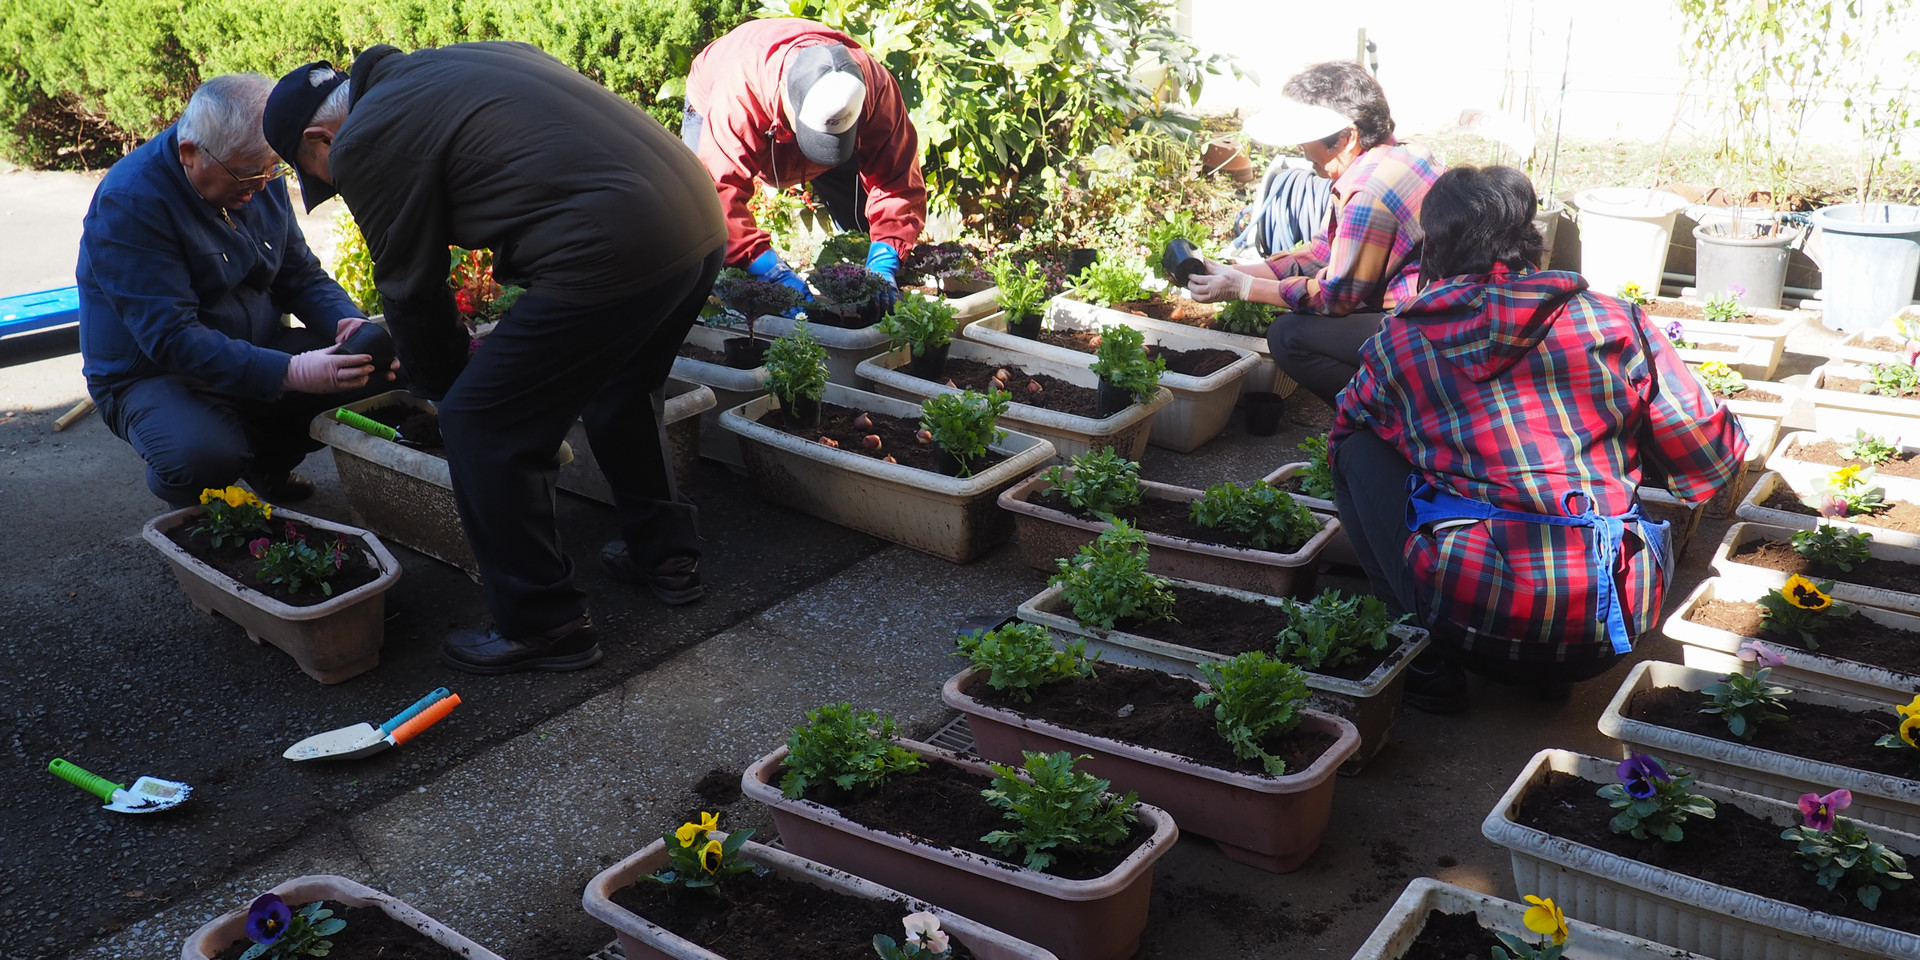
[711, 268, 804, 369]
[876, 290, 958, 380]
[901, 241, 993, 297]
[811, 263, 893, 328]
[919, 389, 1011, 477]
[1088, 325, 1165, 418]
[764, 322, 831, 428]
[182, 876, 507, 959]
[987, 255, 1052, 340]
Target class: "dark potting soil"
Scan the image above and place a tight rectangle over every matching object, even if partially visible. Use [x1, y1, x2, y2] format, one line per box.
[1108, 297, 1221, 324]
[798, 762, 1154, 881]
[1034, 487, 1315, 553]
[1687, 599, 1920, 676]
[1625, 685, 1917, 778]
[1714, 386, 1782, 403]
[608, 870, 975, 960]
[210, 903, 458, 959]
[1513, 771, 1920, 932]
[940, 357, 1101, 418]
[972, 662, 1337, 776]
[1826, 374, 1920, 398]
[1644, 300, 1783, 325]
[1760, 486, 1920, 533]
[1097, 585, 1393, 683]
[1789, 438, 1920, 479]
[1400, 910, 1507, 960]
[1729, 536, 1920, 593]
[1035, 329, 1241, 377]
[167, 519, 381, 607]
[677, 341, 730, 366]
[753, 402, 1008, 475]
[360, 404, 446, 451]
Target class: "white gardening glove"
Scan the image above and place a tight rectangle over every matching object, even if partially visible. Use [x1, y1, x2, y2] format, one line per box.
[284, 344, 375, 394]
[1186, 262, 1255, 303]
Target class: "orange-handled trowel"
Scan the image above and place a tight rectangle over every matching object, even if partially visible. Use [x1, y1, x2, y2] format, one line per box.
[284, 688, 462, 761]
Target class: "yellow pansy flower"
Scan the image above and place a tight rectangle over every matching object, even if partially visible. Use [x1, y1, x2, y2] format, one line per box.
[1833, 465, 1864, 487]
[674, 821, 703, 846]
[1522, 895, 1568, 946]
[1902, 714, 1920, 749]
[221, 486, 254, 508]
[198, 488, 220, 505]
[1698, 360, 1731, 377]
[1783, 575, 1833, 611]
[1898, 695, 1920, 721]
[700, 838, 724, 873]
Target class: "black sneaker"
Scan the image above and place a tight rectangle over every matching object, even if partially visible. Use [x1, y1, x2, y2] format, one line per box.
[244, 471, 316, 504]
[1403, 655, 1469, 714]
[601, 541, 705, 606]
[440, 615, 603, 675]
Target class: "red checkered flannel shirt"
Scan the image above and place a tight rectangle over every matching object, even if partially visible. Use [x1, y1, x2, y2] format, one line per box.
[1266, 140, 1443, 315]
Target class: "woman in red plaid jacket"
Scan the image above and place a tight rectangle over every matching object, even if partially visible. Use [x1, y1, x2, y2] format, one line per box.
[1329, 165, 1747, 714]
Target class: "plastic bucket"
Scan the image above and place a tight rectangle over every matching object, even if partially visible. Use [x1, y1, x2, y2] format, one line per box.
[1810, 203, 1920, 332]
[1532, 195, 1565, 270]
[1693, 216, 1797, 310]
[1574, 188, 1687, 297]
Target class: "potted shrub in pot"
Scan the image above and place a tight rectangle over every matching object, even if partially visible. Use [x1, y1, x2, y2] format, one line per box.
[1087, 324, 1165, 420]
[986, 255, 1053, 341]
[899, 241, 1001, 325]
[942, 623, 1359, 872]
[710, 268, 804, 370]
[1663, 576, 1920, 704]
[876, 290, 959, 381]
[181, 875, 507, 959]
[810, 263, 893, 329]
[143, 488, 401, 684]
[739, 703, 1177, 960]
[764, 323, 831, 428]
[920, 389, 1011, 477]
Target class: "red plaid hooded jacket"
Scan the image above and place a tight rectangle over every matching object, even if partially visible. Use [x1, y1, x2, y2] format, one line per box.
[1331, 269, 1747, 660]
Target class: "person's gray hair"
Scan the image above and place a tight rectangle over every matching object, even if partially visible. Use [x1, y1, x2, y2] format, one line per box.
[308, 66, 352, 129]
[177, 74, 273, 160]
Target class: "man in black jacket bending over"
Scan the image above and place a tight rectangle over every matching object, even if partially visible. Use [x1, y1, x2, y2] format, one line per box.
[265, 43, 727, 674]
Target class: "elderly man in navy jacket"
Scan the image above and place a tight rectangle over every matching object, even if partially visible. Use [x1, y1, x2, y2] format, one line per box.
[78, 74, 385, 507]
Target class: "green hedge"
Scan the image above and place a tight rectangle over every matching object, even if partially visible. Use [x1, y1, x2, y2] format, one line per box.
[0, 0, 754, 168]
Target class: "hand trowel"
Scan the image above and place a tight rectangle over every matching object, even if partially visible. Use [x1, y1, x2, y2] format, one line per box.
[285, 687, 461, 761]
[49, 758, 191, 813]
[331, 408, 424, 448]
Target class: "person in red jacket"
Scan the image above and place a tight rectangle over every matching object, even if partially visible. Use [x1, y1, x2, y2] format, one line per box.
[683, 17, 927, 300]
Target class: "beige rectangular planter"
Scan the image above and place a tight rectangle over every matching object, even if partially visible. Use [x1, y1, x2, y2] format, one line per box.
[719, 383, 1055, 563]
[1710, 521, 1920, 614]
[1017, 579, 1428, 772]
[1714, 377, 1797, 424]
[1635, 486, 1704, 557]
[583, 832, 1056, 960]
[856, 342, 1171, 464]
[1704, 414, 1778, 519]
[964, 300, 1261, 453]
[943, 667, 1358, 873]
[182, 874, 506, 960]
[998, 468, 1337, 597]
[1662, 576, 1920, 704]
[1806, 361, 1920, 439]
[1833, 327, 1916, 368]
[1735, 471, 1920, 550]
[1350, 877, 1718, 960]
[1262, 461, 1358, 568]
[1659, 296, 1803, 375]
[1483, 749, 1920, 960]
[1675, 333, 1773, 381]
[559, 377, 713, 503]
[732, 312, 892, 388]
[1767, 429, 1920, 506]
[143, 506, 400, 684]
[671, 324, 770, 470]
[741, 738, 1176, 960]
[1046, 293, 1291, 395]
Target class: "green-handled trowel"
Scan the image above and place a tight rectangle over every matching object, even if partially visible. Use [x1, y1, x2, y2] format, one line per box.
[332, 408, 423, 448]
[48, 758, 191, 813]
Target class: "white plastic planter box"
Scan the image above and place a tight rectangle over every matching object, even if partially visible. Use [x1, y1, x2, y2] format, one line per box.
[1662, 577, 1920, 704]
[964, 301, 1260, 453]
[671, 325, 770, 470]
[1675, 333, 1773, 381]
[730, 312, 892, 388]
[1712, 377, 1797, 425]
[1597, 659, 1920, 833]
[1483, 749, 1920, 960]
[1806, 361, 1920, 440]
[1657, 296, 1803, 375]
[1635, 486, 1704, 557]
[1735, 471, 1920, 550]
[1768, 430, 1920, 506]
[1710, 521, 1920, 614]
[855, 342, 1171, 464]
[1262, 461, 1357, 568]
[1016, 579, 1428, 772]
[947, 283, 1004, 327]
[1834, 327, 1916, 368]
[1349, 877, 1716, 960]
[182, 875, 507, 960]
[719, 382, 1055, 563]
[1706, 414, 1778, 519]
[560, 377, 713, 503]
[1048, 293, 1291, 395]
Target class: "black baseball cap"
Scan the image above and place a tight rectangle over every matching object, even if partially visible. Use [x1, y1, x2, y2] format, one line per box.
[785, 44, 866, 166]
[264, 61, 348, 211]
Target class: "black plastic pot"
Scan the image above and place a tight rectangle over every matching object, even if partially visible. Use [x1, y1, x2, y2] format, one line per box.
[1162, 238, 1206, 288]
[1094, 379, 1133, 418]
[1007, 311, 1043, 339]
[1066, 248, 1099, 278]
[724, 336, 770, 370]
[930, 446, 973, 477]
[1242, 391, 1285, 436]
[340, 322, 395, 375]
[907, 342, 950, 380]
[780, 394, 822, 429]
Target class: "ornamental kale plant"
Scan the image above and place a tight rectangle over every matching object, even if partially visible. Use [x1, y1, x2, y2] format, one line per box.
[1597, 753, 1717, 843]
[1695, 360, 1746, 396]
[1273, 590, 1408, 671]
[239, 893, 344, 960]
[1072, 254, 1150, 307]
[712, 268, 805, 340]
[814, 231, 872, 268]
[644, 811, 755, 893]
[877, 290, 957, 356]
[1041, 447, 1142, 518]
[1862, 361, 1920, 398]
[1214, 300, 1277, 335]
[1758, 576, 1849, 649]
[778, 703, 927, 800]
[979, 750, 1139, 872]
[1492, 895, 1570, 960]
[1782, 788, 1912, 910]
[1193, 651, 1311, 776]
[1839, 429, 1900, 466]
[986, 256, 1050, 320]
[1089, 324, 1166, 404]
[248, 525, 350, 597]
[764, 322, 830, 408]
[813, 262, 893, 313]
[1874, 694, 1920, 755]
[1297, 433, 1336, 500]
[919, 389, 1009, 477]
[873, 912, 954, 960]
[192, 486, 273, 548]
[1698, 667, 1792, 740]
[1701, 291, 1746, 323]
[1188, 480, 1320, 552]
[954, 622, 1097, 702]
[1800, 465, 1885, 518]
[900, 241, 987, 288]
[1791, 525, 1875, 572]
[1049, 521, 1177, 630]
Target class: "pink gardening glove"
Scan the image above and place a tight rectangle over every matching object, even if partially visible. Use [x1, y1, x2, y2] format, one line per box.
[283, 345, 375, 394]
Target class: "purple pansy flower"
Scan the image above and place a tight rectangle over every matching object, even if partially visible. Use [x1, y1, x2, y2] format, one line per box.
[1737, 639, 1786, 667]
[1665, 320, 1685, 343]
[1727, 283, 1747, 298]
[1799, 788, 1852, 831]
[248, 537, 272, 559]
[245, 892, 292, 944]
[1818, 492, 1851, 518]
[1618, 753, 1669, 799]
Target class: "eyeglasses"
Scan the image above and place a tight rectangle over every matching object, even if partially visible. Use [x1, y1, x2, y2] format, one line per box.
[205, 149, 289, 189]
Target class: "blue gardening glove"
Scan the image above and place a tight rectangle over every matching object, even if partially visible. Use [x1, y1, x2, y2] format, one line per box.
[865, 240, 901, 310]
[748, 249, 811, 317]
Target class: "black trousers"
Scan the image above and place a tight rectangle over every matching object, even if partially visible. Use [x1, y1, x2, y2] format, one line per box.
[1267, 310, 1387, 406]
[682, 109, 869, 235]
[435, 249, 723, 637]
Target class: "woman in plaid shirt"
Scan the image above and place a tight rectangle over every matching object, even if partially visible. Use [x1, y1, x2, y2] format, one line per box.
[1329, 166, 1746, 713]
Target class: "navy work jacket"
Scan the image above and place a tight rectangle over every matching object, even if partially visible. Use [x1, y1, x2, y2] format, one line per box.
[77, 126, 359, 408]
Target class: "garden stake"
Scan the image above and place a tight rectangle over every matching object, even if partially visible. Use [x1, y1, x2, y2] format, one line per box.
[48, 758, 191, 813]
[284, 689, 463, 761]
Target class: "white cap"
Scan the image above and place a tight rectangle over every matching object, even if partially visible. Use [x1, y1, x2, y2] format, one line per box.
[798, 70, 865, 136]
[1243, 100, 1353, 147]
[787, 44, 867, 165]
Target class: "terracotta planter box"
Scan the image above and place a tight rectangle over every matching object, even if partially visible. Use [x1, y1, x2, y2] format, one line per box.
[964, 300, 1261, 453]
[1806, 361, 1920, 440]
[1662, 576, 1920, 704]
[1262, 461, 1357, 568]
[856, 342, 1171, 464]
[1483, 749, 1920, 960]
[998, 468, 1337, 597]
[143, 506, 400, 684]
[1656, 296, 1803, 374]
[719, 383, 1055, 563]
[1767, 429, 1920, 507]
[671, 324, 770, 470]
[181, 874, 506, 960]
[1735, 470, 1920, 550]
[1597, 659, 1920, 833]
[1710, 521, 1920, 614]
[1350, 877, 1716, 960]
[731, 312, 892, 388]
[942, 667, 1357, 872]
[1016, 579, 1429, 772]
[583, 833, 1056, 960]
[311, 391, 572, 578]
[741, 738, 1176, 960]
[559, 377, 713, 503]
[1675, 332, 1774, 381]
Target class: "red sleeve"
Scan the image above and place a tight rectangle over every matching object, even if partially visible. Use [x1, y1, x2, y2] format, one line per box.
[852, 57, 925, 258]
[698, 112, 774, 268]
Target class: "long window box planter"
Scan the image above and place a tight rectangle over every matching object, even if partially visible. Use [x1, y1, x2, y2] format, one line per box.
[1350, 877, 1716, 960]
[1675, 332, 1774, 380]
[182, 874, 506, 960]
[1766, 429, 1920, 507]
[1262, 461, 1358, 568]
[1710, 521, 1920, 614]
[1806, 361, 1920, 440]
[724, 312, 891, 388]
[560, 377, 713, 502]
[1662, 576, 1920, 704]
[1653, 295, 1803, 377]
[1046, 294, 1291, 395]
[1735, 470, 1920, 550]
